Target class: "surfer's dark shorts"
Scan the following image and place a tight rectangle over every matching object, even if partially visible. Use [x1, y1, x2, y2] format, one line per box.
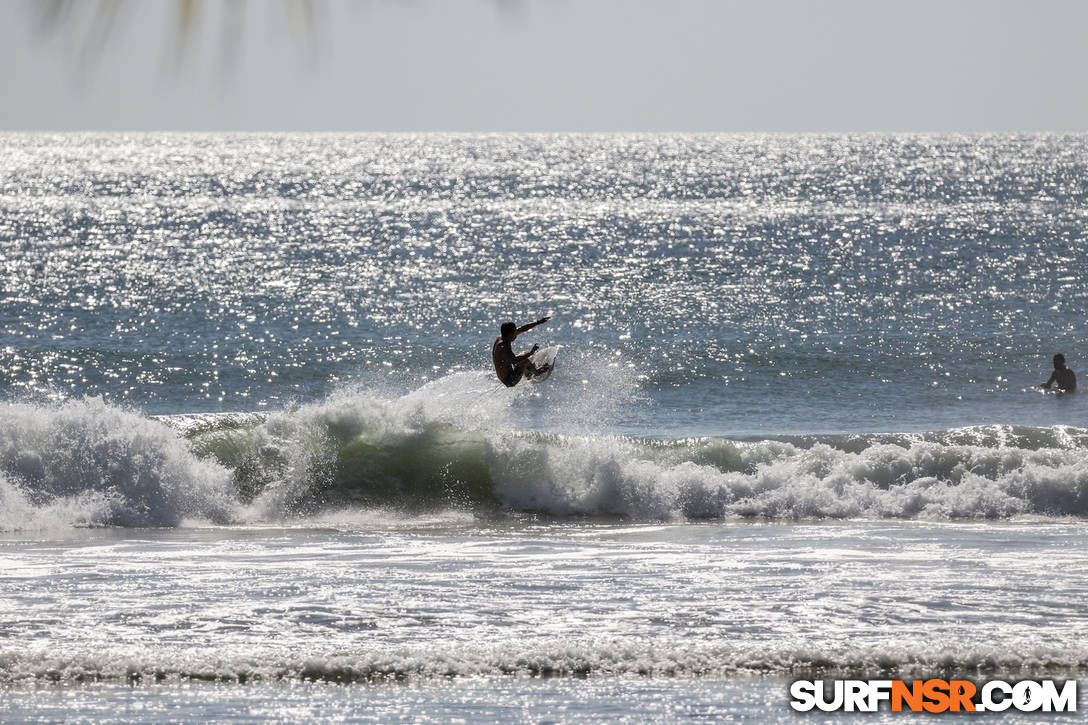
[501, 367, 524, 388]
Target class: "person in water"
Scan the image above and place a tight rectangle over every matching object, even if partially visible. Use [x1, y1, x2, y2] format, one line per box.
[1041, 353, 1077, 392]
[492, 316, 551, 387]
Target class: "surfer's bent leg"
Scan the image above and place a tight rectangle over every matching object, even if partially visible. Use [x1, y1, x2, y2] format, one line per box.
[501, 366, 525, 387]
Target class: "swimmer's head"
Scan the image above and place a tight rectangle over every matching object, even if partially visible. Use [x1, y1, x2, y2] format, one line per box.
[1054, 353, 1066, 369]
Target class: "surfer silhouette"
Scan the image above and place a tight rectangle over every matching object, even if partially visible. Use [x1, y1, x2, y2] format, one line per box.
[1041, 353, 1077, 392]
[492, 316, 551, 387]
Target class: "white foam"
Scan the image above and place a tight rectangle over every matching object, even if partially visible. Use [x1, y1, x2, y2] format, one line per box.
[288, 507, 477, 531]
[2, 638, 1085, 684]
[488, 434, 1088, 519]
[0, 398, 237, 529]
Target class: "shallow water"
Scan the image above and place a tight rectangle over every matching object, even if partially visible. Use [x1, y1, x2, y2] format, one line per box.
[2, 522, 1087, 680]
[8, 677, 1083, 724]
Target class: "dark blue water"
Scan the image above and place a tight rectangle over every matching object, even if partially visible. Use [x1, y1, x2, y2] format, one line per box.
[2, 133, 1086, 435]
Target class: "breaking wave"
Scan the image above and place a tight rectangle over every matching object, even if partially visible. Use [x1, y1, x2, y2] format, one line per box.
[2, 374, 1087, 530]
[2, 639, 1086, 684]
[0, 398, 236, 530]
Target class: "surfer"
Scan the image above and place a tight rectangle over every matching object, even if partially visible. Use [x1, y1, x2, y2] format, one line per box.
[492, 316, 551, 387]
[1041, 353, 1077, 393]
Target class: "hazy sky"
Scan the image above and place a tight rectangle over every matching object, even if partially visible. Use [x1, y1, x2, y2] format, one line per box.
[2, 0, 1086, 132]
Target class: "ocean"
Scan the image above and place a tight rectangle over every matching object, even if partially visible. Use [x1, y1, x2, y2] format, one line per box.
[1, 133, 1086, 722]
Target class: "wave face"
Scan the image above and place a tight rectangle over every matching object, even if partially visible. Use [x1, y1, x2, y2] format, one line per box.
[180, 374, 1088, 520]
[2, 381, 1088, 530]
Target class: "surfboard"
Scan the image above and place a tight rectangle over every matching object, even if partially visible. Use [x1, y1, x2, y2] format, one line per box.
[527, 345, 559, 383]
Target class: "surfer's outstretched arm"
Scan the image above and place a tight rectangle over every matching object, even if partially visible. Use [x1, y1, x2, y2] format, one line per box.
[516, 316, 550, 335]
